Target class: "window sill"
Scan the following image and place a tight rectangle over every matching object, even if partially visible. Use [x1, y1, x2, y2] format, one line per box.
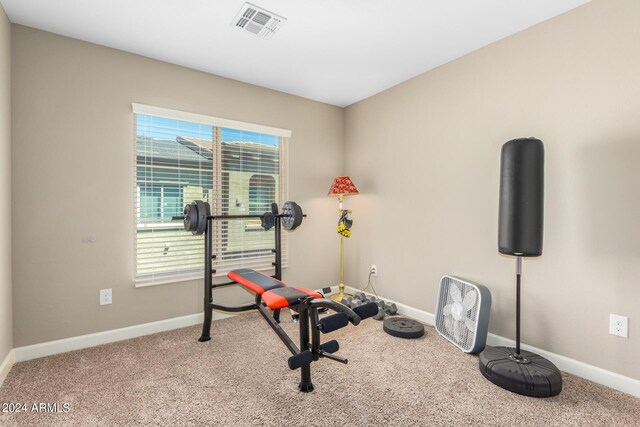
[134, 273, 202, 288]
[134, 265, 288, 288]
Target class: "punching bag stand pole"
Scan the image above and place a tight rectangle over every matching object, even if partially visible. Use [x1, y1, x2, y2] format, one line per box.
[511, 256, 528, 363]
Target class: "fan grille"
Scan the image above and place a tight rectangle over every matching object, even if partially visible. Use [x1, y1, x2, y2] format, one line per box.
[436, 276, 481, 352]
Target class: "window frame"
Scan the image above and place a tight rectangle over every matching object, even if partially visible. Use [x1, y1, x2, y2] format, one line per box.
[132, 104, 291, 287]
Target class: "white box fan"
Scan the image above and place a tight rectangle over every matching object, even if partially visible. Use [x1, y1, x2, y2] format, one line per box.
[435, 276, 491, 354]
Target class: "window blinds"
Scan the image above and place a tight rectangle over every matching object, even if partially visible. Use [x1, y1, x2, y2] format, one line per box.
[133, 104, 290, 285]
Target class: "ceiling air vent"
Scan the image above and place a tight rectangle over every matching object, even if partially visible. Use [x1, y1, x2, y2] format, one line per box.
[232, 3, 286, 39]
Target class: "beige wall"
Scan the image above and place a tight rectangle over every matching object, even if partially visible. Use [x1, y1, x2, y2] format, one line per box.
[9, 0, 640, 383]
[0, 4, 12, 362]
[11, 25, 344, 346]
[344, 0, 640, 380]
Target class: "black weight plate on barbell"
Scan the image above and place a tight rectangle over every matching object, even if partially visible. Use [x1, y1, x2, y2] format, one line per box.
[194, 200, 209, 235]
[183, 203, 191, 231]
[281, 201, 294, 230]
[261, 212, 275, 231]
[383, 317, 425, 339]
[189, 201, 201, 235]
[282, 201, 303, 231]
[183, 202, 198, 232]
[201, 201, 212, 233]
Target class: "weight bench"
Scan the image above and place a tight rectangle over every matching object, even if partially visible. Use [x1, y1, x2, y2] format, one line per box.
[176, 200, 378, 392]
[213, 268, 378, 392]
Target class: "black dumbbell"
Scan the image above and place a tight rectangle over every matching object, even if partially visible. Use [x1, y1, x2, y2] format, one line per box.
[353, 292, 367, 303]
[373, 300, 398, 320]
[386, 302, 397, 315]
[373, 300, 386, 320]
[340, 296, 353, 308]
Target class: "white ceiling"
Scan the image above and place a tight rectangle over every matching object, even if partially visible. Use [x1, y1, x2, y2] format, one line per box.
[1, 0, 590, 107]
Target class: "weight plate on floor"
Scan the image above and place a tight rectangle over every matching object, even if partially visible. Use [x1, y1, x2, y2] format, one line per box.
[281, 201, 303, 231]
[383, 317, 425, 339]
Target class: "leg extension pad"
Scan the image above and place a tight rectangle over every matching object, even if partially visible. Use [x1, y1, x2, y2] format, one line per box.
[318, 313, 349, 333]
[288, 350, 314, 370]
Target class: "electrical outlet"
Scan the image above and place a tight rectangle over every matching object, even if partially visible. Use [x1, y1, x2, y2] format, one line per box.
[100, 288, 112, 306]
[609, 314, 628, 338]
[370, 264, 378, 276]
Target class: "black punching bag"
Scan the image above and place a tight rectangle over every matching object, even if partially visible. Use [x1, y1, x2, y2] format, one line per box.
[479, 136, 562, 398]
[498, 137, 544, 256]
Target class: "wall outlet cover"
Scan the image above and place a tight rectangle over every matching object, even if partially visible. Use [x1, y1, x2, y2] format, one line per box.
[100, 288, 112, 306]
[609, 314, 628, 338]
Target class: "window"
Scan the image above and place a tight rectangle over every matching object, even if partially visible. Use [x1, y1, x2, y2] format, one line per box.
[133, 104, 291, 285]
[248, 175, 276, 215]
[244, 175, 276, 231]
[139, 185, 184, 221]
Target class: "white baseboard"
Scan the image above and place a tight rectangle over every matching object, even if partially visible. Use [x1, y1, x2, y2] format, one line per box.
[6, 289, 640, 398]
[345, 286, 640, 398]
[14, 311, 232, 363]
[0, 349, 15, 388]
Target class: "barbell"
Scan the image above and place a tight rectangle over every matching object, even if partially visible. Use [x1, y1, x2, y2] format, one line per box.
[180, 200, 305, 235]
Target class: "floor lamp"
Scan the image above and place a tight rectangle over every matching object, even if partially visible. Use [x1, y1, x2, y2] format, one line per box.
[327, 176, 359, 302]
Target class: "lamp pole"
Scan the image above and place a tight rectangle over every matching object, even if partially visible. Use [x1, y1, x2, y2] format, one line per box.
[327, 176, 359, 302]
[332, 194, 347, 301]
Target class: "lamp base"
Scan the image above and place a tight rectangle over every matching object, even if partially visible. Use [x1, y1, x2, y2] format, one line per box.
[329, 283, 351, 302]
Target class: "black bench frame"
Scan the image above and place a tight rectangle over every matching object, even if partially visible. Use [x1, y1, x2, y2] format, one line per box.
[194, 203, 364, 392]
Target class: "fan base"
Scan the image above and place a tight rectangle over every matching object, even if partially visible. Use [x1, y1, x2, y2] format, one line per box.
[479, 346, 562, 397]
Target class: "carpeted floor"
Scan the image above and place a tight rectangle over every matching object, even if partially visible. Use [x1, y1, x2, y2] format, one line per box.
[1, 312, 639, 426]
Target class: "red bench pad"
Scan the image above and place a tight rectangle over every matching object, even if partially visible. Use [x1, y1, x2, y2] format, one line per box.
[262, 287, 322, 310]
[228, 269, 286, 295]
[228, 268, 320, 309]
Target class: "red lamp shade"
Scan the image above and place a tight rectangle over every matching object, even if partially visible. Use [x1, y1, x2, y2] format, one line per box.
[328, 176, 359, 196]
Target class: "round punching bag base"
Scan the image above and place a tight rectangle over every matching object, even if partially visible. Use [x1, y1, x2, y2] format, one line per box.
[479, 345, 562, 398]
